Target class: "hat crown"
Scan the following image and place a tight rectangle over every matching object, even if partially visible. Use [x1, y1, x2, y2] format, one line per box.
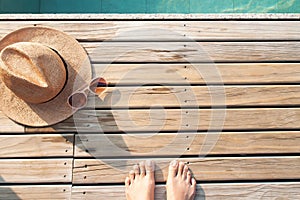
[0, 42, 67, 104]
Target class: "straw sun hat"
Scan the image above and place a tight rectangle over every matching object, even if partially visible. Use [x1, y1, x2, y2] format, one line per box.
[0, 26, 92, 127]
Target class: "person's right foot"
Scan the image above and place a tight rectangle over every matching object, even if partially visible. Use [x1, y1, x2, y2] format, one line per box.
[125, 160, 155, 200]
[166, 160, 196, 200]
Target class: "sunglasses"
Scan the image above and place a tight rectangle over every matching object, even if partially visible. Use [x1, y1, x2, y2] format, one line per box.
[67, 77, 107, 109]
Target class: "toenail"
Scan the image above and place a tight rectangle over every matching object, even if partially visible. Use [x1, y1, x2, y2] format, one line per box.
[171, 160, 178, 167]
[146, 160, 153, 167]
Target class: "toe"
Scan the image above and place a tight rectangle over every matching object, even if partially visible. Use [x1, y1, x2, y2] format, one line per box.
[125, 176, 130, 187]
[145, 160, 155, 178]
[133, 164, 140, 178]
[168, 160, 179, 177]
[190, 178, 197, 198]
[191, 177, 197, 190]
[182, 164, 189, 180]
[186, 170, 192, 184]
[129, 170, 135, 182]
[177, 161, 185, 177]
[139, 161, 146, 177]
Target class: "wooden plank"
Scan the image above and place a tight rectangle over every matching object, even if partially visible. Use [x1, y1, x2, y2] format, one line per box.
[73, 157, 300, 183]
[0, 134, 74, 158]
[0, 21, 300, 41]
[83, 42, 300, 63]
[75, 131, 300, 157]
[0, 185, 71, 200]
[87, 85, 300, 108]
[0, 111, 24, 133]
[26, 108, 300, 132]
[72, 183, 300, 199]
[0, 159, 72, 183]
[93, 63, 300, 85]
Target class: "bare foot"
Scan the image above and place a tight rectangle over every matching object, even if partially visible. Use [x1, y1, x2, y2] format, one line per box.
[166, 160, 196, 200]
[125, 160, 155, 200]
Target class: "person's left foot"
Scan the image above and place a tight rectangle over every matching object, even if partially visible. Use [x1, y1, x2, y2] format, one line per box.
[125, 160, 155, 200]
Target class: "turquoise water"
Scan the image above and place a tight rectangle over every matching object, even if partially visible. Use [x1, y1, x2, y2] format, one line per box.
[0, 0, 299, 13]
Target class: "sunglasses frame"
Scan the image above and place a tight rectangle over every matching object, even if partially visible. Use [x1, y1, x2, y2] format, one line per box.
[67, 77, 107, 110]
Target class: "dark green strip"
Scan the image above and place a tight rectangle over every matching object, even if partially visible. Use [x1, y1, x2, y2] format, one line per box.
[0, 0, 299, 14]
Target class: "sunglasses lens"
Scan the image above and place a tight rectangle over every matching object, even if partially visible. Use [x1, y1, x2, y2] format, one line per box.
[89, 77, 107, 95]
[68, 92, 87, 109]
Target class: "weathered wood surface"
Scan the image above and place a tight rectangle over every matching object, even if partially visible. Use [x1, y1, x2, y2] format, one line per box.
[0, 159, 72, 183]
[0, 21, 300, 41]
[75, 131, 300, 157]
[0, 18, 300, 199]
[73, 157, 300, 183]
[0, 185, 71, 200]
[27, 108, 300, 132]
[0, 111, 24, 133]
[87, 85, 300, 108]
[83, 42, 300, 63]
[72, 183, 300, 199]
[93, 63, 300, 85]
[0, 134, 73, 158]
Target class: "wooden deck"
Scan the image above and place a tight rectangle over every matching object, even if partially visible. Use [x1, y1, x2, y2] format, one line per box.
[0, 14, 300, 199]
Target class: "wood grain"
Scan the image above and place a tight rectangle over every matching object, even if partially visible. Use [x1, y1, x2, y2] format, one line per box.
[0, 21, 300, 41]
[93, 63, 300, 85]
[0, 185, 71, 200]
[73, 157, 300, 183]
[86, 85, 300, 108]
[0, 19, 300, 196]
[0, 159, 72, 183]
[0, 134, 73, 158]
[26, 108, 300, 132]
[83, 42, 300, 63]
[0, 111, 24, 133]
[74, 131, 300, 157]
[72, 183, 300, 199]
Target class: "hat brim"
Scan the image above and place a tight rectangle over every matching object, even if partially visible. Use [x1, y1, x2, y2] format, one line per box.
[0, 26, 92, 127]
